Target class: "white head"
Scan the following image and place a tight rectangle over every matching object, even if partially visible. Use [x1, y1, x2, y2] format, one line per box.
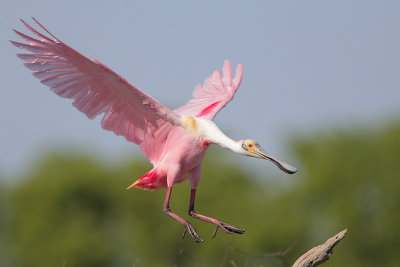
[240, 139, 297, 174]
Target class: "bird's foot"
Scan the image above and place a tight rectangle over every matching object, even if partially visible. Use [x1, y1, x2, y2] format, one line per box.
[189, 211, 246, 238]
[181, 222, 204, 242]
[212, 220, 246, 238]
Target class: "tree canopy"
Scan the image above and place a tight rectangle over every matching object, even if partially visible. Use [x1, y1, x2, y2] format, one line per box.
[1, 121, 400, 266]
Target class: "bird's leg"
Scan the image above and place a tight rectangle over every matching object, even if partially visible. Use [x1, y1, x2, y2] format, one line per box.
[163, 186, 204, 242]
[188, 189, 246, 238]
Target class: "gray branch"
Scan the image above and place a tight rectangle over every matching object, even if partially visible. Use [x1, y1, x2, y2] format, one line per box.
[292, 229, 347, 267]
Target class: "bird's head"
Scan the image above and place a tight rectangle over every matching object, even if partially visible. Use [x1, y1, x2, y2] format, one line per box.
[240, 139, 297, 174]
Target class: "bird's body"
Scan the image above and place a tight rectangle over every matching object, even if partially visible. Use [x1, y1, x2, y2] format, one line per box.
[131, 117, 241, 190]
[12, 18, 297, 242]
[132, 119, 209, 190]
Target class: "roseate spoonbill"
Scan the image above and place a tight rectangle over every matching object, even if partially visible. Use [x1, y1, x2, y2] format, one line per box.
[11, 18, 297, 242]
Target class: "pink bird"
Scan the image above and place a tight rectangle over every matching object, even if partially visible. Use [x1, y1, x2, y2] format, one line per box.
[11, 18, 297, 242]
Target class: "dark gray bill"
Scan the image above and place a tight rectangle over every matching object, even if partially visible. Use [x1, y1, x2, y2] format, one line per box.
[255, 144, 297, 174]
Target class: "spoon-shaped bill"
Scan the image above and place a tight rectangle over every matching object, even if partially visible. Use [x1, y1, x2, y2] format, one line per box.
[255, 144, 297, 174]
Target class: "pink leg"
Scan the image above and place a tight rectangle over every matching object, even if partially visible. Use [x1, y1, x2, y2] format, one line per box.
[188, 189, 246, 237]
[163, 186, 204, 242]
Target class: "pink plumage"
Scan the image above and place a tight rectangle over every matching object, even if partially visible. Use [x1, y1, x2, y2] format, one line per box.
[11, 18, 242, 167]
[12, 18, 295, 242]
[174, 62, 243, 120]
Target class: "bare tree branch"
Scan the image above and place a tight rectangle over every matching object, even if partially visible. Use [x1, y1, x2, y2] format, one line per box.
[292, 229, 347, 267]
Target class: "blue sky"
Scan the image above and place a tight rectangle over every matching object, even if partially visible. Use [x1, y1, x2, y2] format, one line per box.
[1, 1, 400, 177]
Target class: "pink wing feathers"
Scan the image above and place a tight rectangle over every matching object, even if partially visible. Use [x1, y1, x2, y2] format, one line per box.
[11, 18, 181, 164]
[174, 60, 243, 120]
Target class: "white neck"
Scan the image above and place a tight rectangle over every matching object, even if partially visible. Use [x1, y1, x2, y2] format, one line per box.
[194, 118, 244, 154]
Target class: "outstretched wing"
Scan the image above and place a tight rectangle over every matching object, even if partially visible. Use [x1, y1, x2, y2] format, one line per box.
[11, 18, 181, 163]
[173, 60, 243, 120]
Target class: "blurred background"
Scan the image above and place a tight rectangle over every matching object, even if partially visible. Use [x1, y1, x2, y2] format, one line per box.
[1, 1, 400, 266]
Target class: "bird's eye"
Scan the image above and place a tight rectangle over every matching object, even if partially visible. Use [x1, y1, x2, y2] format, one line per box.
[248, 144, 253, 148]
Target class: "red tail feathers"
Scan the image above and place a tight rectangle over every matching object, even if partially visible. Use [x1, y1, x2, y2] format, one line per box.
[127, 169, 165, 191]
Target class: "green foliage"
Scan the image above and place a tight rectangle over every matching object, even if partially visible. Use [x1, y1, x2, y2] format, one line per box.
[291, 122, 400, 266]
[1, 121, 400, 266]
[0, 180, 12, 267]
[4, 151, 285, 266]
